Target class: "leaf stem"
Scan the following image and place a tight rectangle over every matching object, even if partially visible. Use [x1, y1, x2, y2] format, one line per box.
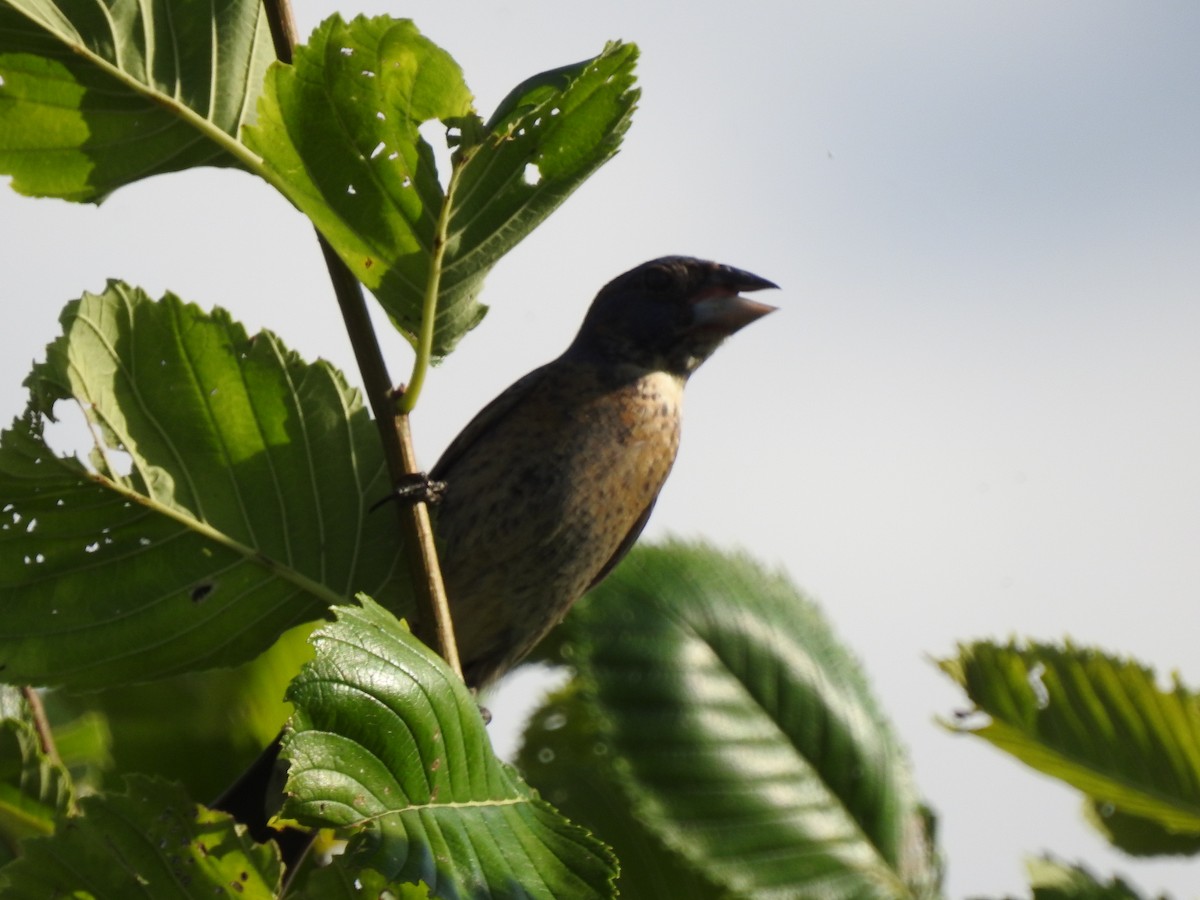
[396, 158, 463, 415]
[264, 0, 461, 681]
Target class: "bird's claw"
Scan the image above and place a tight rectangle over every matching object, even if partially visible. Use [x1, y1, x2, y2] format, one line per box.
[370, 472, 448, 512]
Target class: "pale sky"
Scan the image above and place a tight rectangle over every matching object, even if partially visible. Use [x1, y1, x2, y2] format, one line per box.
[3, 2, 1199, 895]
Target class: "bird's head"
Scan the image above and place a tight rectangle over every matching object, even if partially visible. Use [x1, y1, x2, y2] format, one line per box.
[567, 256, 778, 377]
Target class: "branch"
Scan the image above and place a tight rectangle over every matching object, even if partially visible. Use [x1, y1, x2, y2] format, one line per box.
[262, 0, 461, 681]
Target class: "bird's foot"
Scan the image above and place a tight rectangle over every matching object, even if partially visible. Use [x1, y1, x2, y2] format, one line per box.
[370, 472, 448, 512]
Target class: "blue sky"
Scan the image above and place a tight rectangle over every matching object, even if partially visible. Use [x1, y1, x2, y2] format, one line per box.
[3, 1, 1199, 894]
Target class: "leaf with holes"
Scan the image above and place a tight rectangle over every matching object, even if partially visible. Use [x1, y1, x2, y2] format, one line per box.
[0, 0, 273, 202]
[0, 282, 409, 689]
[279, 597, 617, 899]
[0, 775, 281, 898]
[246, 14, 638, 357]
[527, 541, 940, 900]
[939, 641, 1200, 841]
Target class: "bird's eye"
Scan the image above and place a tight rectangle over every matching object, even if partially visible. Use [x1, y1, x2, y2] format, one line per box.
[644, 267, 673, 291]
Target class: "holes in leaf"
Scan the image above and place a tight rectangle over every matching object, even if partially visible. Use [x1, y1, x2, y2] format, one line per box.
[347, 184, 357, 195]
[375, 111, 386, 121]
[106, 447, 134, 478]
[418, 120, 452, 193]
[42, 401, 92, 461]
[339, 47, 353, 56]
[361, 70, 375, 78]
[369, 142, 386, 160]
[523, 163, 542, 186]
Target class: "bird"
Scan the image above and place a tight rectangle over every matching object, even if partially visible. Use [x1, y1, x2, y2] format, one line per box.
[213, 256, 776, 857]
[425, 255, 777, 689]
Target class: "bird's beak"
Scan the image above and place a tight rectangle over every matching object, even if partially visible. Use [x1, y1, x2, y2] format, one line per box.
[690, 265, 779, 335]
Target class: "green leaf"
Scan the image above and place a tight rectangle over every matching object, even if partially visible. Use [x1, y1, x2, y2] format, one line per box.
[0, 686, 74, 861]
[939, 642, 1200, 837]
[0, 774, 282, 898]
[294, 860, 431, 899]
[1084, 800, 1200, 857]
[0, 283, 409, 689]
[536, 541, 940, 900]
[518, 682, 727, 899]
[1025, 856, 1166, 900]
[281, 596, 617, 899]
[246, 14, 638, 357]
[57, 622, 313, 803]
[0, 0, 273, 202]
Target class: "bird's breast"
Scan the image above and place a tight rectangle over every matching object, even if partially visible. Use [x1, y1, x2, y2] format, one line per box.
[432, 365, 685, 683]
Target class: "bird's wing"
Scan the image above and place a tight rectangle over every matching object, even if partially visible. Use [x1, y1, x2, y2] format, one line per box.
[429, 363, 551, 481]
[585, 496, 658, 592]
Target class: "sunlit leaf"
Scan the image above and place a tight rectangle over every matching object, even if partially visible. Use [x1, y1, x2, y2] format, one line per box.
[940, 642, 1200, 838]
[526, 541, 940, 900]
[517, 682, 724, 898]
[246, 14, 638, 357]
[0, 0, 273, 201]
[0, 283, 408, 688]
[281, 597, 617, 899]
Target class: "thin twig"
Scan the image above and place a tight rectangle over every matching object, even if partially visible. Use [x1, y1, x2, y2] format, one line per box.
[261, 0, 298, 64]
[262, 0, 461, 680]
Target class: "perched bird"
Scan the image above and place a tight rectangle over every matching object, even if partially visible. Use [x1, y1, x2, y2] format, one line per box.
[214, 257, 775, 855]
[427, 255, 777, 689]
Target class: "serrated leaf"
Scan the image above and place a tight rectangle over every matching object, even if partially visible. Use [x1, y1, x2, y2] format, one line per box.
[0, 774, 282, 898]
[0, 686, 73, 858]
[0, 0, 273, 202]
[1084, 800, 1200, 857]
[518, 682, 726, 899]
[939, 642, 1200, 837]
[543, 541, 939, 900]
[1025, 855, 1166, 900]
[246, 14, 638, 357]
[281, 597, 617, 899]
[0, 283, 409, 689]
